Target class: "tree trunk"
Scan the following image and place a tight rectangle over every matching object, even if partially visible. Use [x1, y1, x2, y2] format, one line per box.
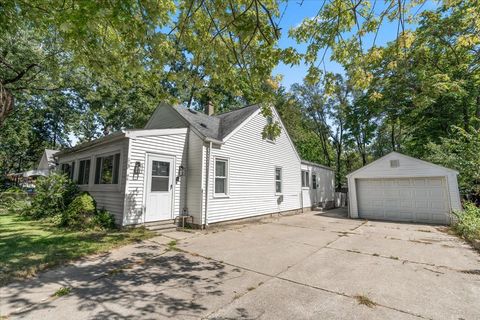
[391, 122, 396, 151]
[0, 83, 14, 126]
[475, 95, 480, 130]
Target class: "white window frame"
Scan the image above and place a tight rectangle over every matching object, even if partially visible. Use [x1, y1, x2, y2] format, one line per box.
[77, 157, 92, 185]
[301, 170, 310, 188]
[275, 166, 282, 194]
[94, 150, 122, 186]
[213, 157, 229, 198]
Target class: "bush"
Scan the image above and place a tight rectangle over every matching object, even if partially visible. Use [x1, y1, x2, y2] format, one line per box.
[0, 187, 28, 209]
[61, 192, 96, 229]
[92, 209, 117, 230]
[27, 173, 79, 218]
[453, 202, 480, 242]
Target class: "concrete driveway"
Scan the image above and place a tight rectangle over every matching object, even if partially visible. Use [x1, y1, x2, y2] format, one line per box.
[2, 208, 480, 319]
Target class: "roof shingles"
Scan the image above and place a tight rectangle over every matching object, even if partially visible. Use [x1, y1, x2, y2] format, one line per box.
[173, 104, 260, 141]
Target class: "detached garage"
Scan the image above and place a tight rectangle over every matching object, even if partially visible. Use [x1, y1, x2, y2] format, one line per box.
[347, 152, 462, 225]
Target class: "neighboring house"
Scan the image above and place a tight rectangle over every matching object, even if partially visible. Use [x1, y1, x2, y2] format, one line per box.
[55, 103, 335, 227]
[22, 149, 59, 178]
[347, 151, 462, 225]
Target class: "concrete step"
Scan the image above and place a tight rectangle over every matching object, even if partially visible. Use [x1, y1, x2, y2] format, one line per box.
[144, 219, 177, 234]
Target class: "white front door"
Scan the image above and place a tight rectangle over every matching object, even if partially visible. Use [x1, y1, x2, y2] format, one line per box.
[145, 155, 174, 222]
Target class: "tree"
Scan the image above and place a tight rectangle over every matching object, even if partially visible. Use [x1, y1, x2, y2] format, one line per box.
[427, 126, 480, 202]
[291, 82, 332, 166]
[1, 0, 292, 126]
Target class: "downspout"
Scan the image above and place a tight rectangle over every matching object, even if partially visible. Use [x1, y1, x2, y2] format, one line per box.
[203, 141, 212, 228]
[183, 129, 189, 215]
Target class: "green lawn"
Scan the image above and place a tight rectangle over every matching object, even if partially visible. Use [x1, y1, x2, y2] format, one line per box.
[0, 211, 155, 285]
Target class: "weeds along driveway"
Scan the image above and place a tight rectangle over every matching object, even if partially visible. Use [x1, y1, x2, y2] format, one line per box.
[2, 208, 480, 319]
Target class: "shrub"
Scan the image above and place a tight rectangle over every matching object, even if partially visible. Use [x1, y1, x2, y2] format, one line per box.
[0, 187, 28, 209]
[453, 202, 480, 242]
[61, 192, 96, 229]
[27, 173, 79, 218]
[92, 209, 117, 230]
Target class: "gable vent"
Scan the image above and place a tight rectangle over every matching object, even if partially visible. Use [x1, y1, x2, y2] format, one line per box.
[390, 159, 400, 168]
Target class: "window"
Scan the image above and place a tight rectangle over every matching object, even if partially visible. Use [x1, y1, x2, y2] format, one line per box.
[151, 160, 170, 191]
[61, 162, 75, 180]
[78, 159, 91, 185]
[95, 153, 120, 184]
[390, 159, 400, 168]
[266, 116, 274, 141]
[275, 167, 282, 193]
[214, 159, 228, 195]
[301, 170, 310, 188]
[312, 174, 317, 189]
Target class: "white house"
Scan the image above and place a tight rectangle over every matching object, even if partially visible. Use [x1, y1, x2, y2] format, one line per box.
[347, 151, 462, 225]
[55, 103, 335, 227]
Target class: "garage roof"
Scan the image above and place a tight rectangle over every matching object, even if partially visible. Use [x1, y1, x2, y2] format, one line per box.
[346, 151, 458, 178]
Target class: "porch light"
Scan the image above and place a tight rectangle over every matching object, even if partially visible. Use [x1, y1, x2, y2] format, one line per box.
[133, 161, 141, 175]
[178, 165, 185, 177]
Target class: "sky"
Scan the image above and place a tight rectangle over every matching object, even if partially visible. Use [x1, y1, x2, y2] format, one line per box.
[272, 0, 437, 90]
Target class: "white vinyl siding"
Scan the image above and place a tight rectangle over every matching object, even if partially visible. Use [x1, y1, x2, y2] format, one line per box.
[123, 129, 188, 225]
[186, 131, 205, 225]
[301, 162, 335, 209]
[144, 103, 187, 129]
[205, 108, 302, 224]
[56, 138, 128, 224]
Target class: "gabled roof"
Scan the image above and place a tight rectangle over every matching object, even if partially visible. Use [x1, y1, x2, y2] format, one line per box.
[171, 104, 260, 142]
[346, 151, 459, 178]
[37, 149, 59, 170]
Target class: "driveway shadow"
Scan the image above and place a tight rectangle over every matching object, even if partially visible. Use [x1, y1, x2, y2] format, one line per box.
[2, 242, 251, 319]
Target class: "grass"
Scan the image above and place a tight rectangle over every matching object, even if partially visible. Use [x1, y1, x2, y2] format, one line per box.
[0, 211, 155, 285]
[354, 294, 377, 308]
[52, 287, 71, 297]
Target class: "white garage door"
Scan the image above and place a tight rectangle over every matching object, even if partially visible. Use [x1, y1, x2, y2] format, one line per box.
[357, 177, 450, 224]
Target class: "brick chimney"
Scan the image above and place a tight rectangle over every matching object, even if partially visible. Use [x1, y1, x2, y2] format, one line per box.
[206, 101, 215, 116]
